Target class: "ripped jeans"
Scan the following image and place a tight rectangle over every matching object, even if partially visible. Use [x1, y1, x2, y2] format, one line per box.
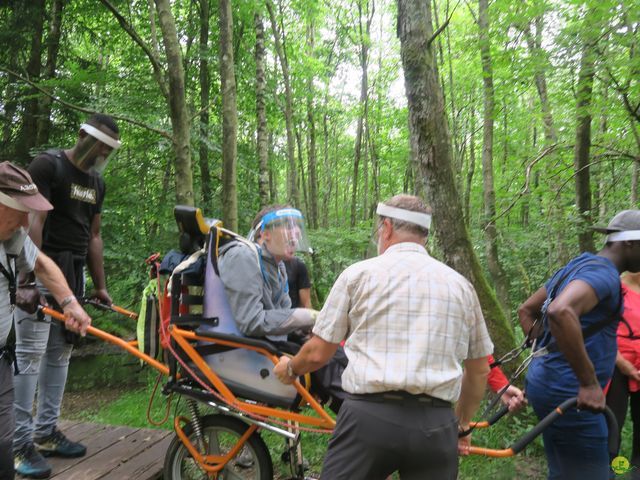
[12, 308, 73, 449]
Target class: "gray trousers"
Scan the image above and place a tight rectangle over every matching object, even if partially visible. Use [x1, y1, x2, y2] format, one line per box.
[13, 309, 72, 449]
[0, 354, 15, 479]
[320, 395, 458, 480]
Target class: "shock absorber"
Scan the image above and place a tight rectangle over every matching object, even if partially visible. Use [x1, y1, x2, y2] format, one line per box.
[187, 399, 205, 451]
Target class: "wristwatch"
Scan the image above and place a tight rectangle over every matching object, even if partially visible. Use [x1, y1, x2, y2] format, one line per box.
[286, 359, 297, 379]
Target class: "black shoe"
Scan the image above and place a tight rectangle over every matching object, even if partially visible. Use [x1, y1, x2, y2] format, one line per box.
[14, 442, 52, 479]
[34, 427, 87, 458]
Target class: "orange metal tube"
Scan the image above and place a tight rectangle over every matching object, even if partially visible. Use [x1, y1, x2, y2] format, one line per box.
[469, 421, 489, 428]
[172, 326, 336, 428]
[111, 304, 138, 319]
[467, 447, 515, 458]
[173, 415, 258, 473]
[42, 306, 169, 376]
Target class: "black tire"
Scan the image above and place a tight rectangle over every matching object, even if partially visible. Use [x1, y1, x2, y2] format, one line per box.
[163, 414, 273, 480]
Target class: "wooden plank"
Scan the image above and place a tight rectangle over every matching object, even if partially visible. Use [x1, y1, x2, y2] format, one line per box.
[54, 427, 170, 480]
[49, 425, 135, 478]
[98, 434, 173, 480]
[54, 420, 109, 444]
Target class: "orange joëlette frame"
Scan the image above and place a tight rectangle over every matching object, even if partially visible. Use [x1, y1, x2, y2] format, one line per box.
[41, 306, 335, 429]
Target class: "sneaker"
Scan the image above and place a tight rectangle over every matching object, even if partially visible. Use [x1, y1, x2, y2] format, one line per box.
[14, 443, 52, 479]
[34, 428, 87, 458]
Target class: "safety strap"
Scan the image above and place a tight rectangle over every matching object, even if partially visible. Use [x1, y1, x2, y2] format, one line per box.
[0, 254, 18, 309]
[618, 317, 640, 340]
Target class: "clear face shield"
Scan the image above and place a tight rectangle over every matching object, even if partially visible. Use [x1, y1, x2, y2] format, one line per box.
[260, 208, 311, 260]
[73, 123, 121, 174]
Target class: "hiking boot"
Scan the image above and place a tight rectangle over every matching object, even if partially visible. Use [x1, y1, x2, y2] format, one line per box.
[14, 442, 52, 479]
[34, 427, 87, 458]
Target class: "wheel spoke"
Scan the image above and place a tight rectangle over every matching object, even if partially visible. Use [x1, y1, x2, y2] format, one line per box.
[206, 429, 222, 455]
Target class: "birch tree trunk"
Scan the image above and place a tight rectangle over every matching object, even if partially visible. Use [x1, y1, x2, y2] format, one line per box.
[397, 0, 515, 354]
[219, 0, 238, 230]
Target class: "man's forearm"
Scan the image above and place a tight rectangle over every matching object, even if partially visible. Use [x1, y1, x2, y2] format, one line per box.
[456, 366, 489, 427]
[87, 235, 107, 290]
[34, 253, 74, 305]
[289, 336, 338, 376]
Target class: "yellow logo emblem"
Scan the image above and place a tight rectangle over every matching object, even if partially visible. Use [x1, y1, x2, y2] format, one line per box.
[611, 456, 631, 475]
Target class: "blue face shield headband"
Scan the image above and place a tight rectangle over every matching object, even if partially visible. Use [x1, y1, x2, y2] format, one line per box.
[260, 208, 304, 231]
[255, 208, 311, 257]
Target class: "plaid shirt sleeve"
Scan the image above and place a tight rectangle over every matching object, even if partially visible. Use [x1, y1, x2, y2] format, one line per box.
[464, 284, 494, 359]
[312, 270, 351, 344]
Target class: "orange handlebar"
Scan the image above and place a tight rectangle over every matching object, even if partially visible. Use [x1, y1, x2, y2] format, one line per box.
[41, 306, 168, 376]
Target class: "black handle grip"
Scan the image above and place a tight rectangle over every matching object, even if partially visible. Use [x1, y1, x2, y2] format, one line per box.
[511, 397, 619, 455]
[487, 404, 509, 426]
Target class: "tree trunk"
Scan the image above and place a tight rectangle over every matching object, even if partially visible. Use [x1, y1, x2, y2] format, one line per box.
[350, 0, 373, 227]
[464, 105, 476, 224]
[218, 0, 238, 230]
[36, 0, 64, 147]
[198, 0, 212, 209]
[155, 0, 194, 206]
[295, 127, 309, 213]
[14, 0, 45, 162]
[306, 20, 318, 228]
[524, 17, 558, 145]
[255, 12, 269, 209]
[266, 0, 299, 207]
[478, 0, 509, 315]
[574, 34, 597, 253]
[396, 0, 514, 355]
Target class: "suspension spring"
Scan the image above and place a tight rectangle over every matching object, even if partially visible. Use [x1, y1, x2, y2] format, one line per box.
[187, 399, 205, 451]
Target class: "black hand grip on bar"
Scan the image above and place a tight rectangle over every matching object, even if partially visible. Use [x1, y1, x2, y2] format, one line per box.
[487, 404, 509, 426]
[510, 397, 618, 455]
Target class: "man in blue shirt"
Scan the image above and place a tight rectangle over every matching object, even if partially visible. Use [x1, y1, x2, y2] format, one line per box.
[519, 210, 640, 480]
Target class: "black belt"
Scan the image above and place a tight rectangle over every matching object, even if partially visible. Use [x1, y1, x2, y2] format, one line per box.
[0, 344, 18, 375]
[349, 390, 452, 408]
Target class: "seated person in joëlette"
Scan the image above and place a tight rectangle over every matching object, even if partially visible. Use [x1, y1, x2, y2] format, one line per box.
[217, 205, 346, 412]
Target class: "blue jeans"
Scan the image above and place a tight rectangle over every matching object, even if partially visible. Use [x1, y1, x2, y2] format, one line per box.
[0, 353, 15, 479]
[527, 379, 611, 480]
[12, 308, 72, 449]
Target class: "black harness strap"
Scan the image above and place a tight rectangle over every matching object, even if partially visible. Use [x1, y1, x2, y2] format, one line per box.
[0, 253, 18, 308]
[539, 258, 622, 354]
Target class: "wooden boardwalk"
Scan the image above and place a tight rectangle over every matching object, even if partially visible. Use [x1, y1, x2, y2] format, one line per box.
[34, 420, 173, 480]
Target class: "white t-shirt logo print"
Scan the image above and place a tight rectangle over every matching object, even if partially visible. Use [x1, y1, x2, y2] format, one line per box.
[69, 184, 96, 204]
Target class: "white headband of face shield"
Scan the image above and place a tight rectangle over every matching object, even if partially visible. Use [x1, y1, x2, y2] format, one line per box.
[606, 230, 640, 242]
[376, 203, 432, 229]
[80, 123, 121, 150]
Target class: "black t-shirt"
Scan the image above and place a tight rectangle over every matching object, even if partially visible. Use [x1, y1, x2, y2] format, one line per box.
[284, 257, 311, 308]
[28, 150, 105, 257]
